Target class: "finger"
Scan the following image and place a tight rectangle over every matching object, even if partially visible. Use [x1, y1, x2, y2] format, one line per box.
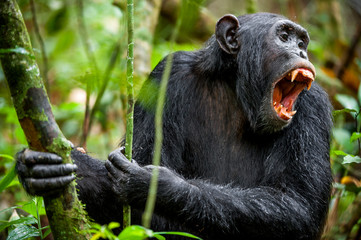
[30, 164, 78, 178]
[16, 160, 30, 177]
[21, 149, 63, 165]
[105, 160, 125, 180]
[108, 150, 131, 172]
[25, 175, 76, 193]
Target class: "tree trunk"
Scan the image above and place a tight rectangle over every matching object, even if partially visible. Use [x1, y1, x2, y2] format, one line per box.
[0, 1, 90, 239]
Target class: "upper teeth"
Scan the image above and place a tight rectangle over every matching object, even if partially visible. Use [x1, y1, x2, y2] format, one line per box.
[288, 68, 314, 90]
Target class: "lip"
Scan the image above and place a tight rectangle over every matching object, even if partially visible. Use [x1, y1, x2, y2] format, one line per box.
[271, 61, 316, 122]
[273, 62, 316, 87]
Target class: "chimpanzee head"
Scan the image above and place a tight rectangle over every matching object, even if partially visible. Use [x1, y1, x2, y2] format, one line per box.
[215, 13, 315, 133]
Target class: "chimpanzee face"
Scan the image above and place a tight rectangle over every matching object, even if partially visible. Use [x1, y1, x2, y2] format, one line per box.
[261, 19, 315, 131]
[215, 14, 316, 133]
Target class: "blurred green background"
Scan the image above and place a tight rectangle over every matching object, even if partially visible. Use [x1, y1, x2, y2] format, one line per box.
[0, 0, 361, 239]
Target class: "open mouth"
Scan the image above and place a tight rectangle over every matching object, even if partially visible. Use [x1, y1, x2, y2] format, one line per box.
[272, 68, 314, 121]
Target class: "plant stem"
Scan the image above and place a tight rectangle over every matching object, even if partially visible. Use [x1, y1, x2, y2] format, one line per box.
[124, 0, 135, 229]
[142, 7, 183, 229]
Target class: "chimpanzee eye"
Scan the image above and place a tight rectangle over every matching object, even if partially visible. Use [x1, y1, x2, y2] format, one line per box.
[298, 40, 305, 49]
[280, 33, 288, 42]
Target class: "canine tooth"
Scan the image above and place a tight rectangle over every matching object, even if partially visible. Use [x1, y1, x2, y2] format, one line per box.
[273, 102, 277, 106]
[290, 110, 297, 116]
[306, 81, 312, 90]
[290, 69, 299, 82]
[280, 108, 292, 120]
[275, 105, 282, 113]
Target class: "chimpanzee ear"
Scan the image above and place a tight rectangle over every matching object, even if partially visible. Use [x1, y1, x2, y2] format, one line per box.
[215, 14, 240, 55]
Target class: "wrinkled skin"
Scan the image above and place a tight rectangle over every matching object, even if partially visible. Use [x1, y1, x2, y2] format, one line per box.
[16, 13, 332, 240]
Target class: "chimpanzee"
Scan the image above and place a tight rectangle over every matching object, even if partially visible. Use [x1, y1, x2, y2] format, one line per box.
[16, 13, 332, 240]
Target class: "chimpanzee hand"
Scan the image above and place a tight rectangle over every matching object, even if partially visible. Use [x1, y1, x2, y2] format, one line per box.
[105, 147, 180, 206]
[104, 148, 149, 203]
[16, 149, 78, 196]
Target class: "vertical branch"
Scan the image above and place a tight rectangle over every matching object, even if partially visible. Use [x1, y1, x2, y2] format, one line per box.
[0, 1, 90, 239]
[124, 0, 135, 229]
[141, 7, 183, 229]
[29, 0, 50, 95]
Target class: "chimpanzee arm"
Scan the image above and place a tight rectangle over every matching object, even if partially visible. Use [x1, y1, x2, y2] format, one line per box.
[105, 148, 327, 240]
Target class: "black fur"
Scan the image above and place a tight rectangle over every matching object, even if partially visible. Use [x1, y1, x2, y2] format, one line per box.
[16, 13, 332, 240]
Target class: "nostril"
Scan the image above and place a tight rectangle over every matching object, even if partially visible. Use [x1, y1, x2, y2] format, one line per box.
[300, 51, 307, 59]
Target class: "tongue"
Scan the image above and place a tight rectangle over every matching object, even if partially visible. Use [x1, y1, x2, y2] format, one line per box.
[281, 83, 307, 110]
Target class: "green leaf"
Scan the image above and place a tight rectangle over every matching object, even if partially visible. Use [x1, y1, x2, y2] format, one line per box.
[118, 225, 150, 240]
[108, 222, 120, 230]
[0, 206, 19, 215]
[333, 150, 349, 156]
[117, 226, 202, 240]
[156, 231, 202, 239]
[7, 224, 40, 240]
[351, 132, 361, 142]
[43, 227, 52, 238]
[335, 94, 359, 114]
[18, 198, 46, 217]
[0, 164, 16, 193]
[153, 234, 166, 240]
[0, 216, 37, 232]
[343, 155, 361, 164]
[332, 108, 358, 117]
[0, 154, 14, 160]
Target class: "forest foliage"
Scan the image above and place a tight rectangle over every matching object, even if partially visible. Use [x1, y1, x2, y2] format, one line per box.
[1, 0, 361, 239]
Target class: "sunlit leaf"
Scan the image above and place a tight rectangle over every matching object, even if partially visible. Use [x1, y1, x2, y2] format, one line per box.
[156, 231, 202, 239]
[0, 216, 37, 232]
[333, 150, 348, 156]
[108, 222, 120, 230]
[18, 198, 46, 217]
[118, 225, 150, 240]
[153, 234, 166, 240]
[0, 154, 13, 160]
[342, 155, 361, 164]
[7, 224, 40, 240]
[351, 132, 361, 142]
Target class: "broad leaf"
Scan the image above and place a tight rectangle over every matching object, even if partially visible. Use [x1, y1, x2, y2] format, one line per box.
[7, 224, 40, 240]
[343, 155, 361, 164]
[335, 94, 359, 114]
[351, 132, 361, 142]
